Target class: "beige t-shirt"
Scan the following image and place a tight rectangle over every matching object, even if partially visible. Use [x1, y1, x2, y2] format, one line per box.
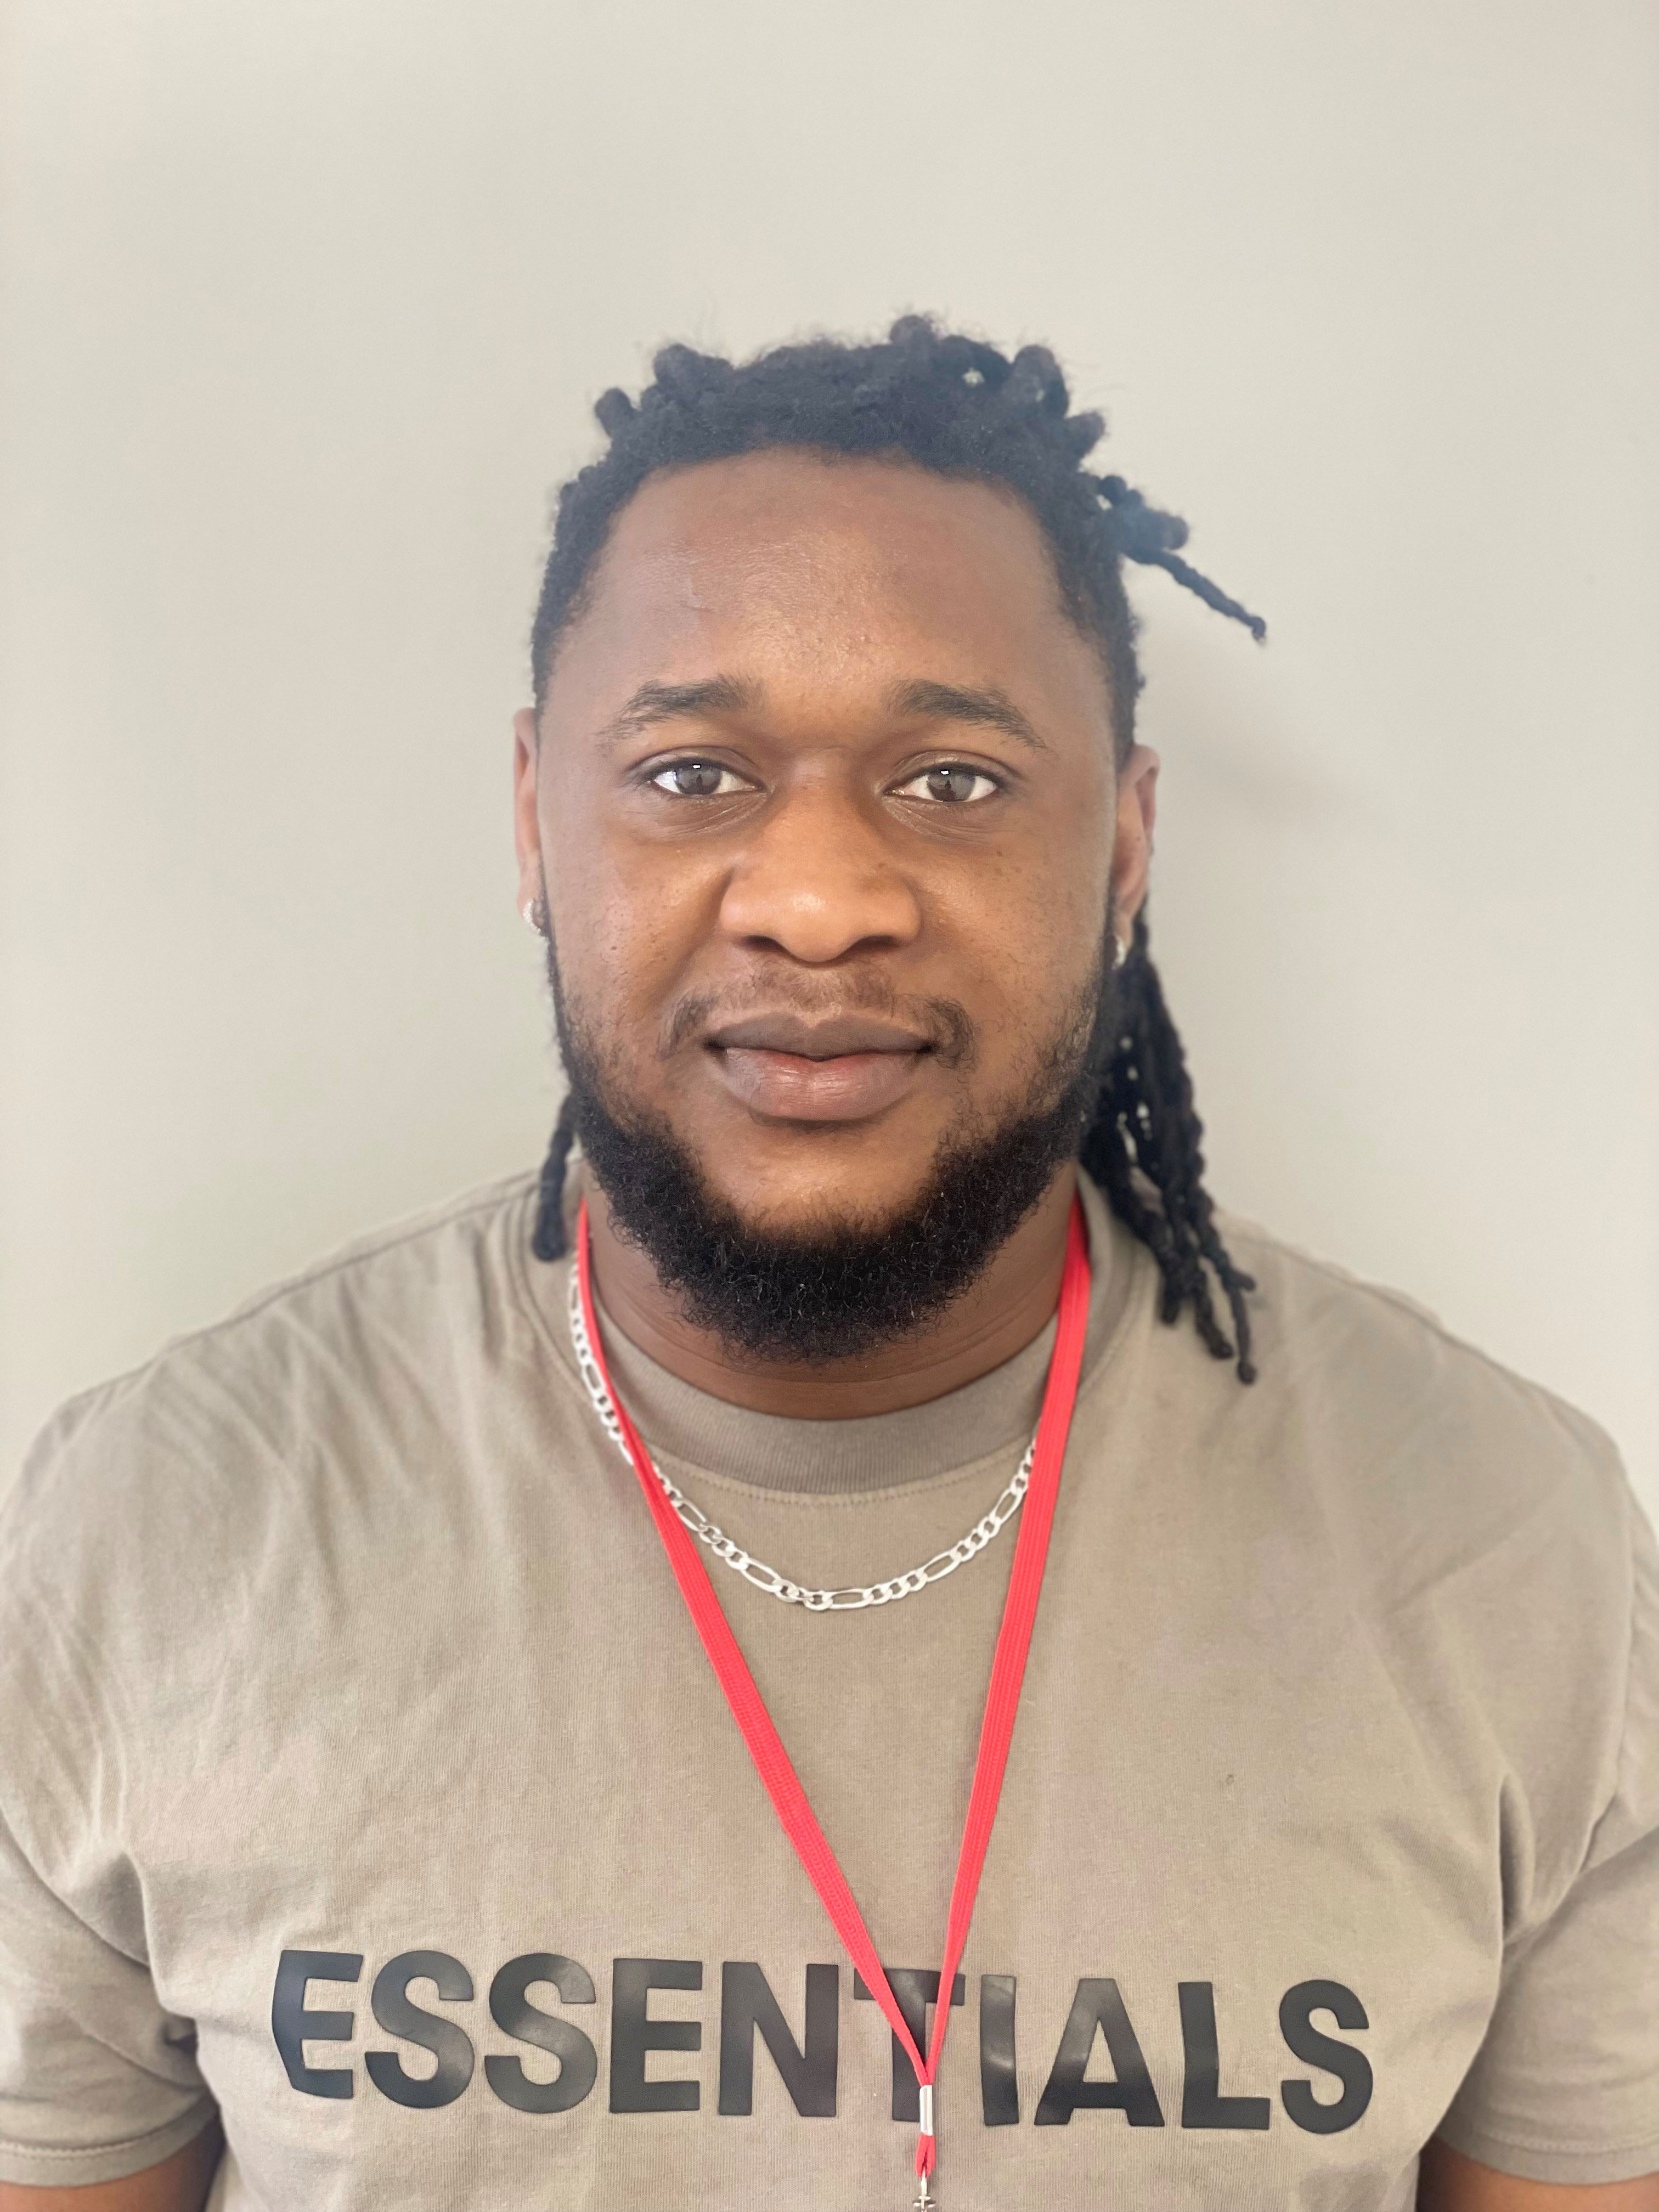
[1, 1167, 1655, 2210]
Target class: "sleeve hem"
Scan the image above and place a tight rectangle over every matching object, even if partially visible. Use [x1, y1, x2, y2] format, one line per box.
[1434, 2118, 1659, 2187]
[0, 2094, 218, 2189]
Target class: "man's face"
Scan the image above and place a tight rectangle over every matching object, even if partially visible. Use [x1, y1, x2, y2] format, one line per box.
[514, 448, 1155, 1248]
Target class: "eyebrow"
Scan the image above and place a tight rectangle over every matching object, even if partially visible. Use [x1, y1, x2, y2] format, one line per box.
[592, 676, 761, 747]
[883, 678, 1048, 752]
[590, 673, 1048, 753]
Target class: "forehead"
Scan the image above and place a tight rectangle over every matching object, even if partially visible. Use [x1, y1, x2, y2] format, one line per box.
[545, 449, 1111, 735]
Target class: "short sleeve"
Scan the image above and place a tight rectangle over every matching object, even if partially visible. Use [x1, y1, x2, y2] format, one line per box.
[0, 1798, 218, 2187]
[1436, 1484, 1659, 2185]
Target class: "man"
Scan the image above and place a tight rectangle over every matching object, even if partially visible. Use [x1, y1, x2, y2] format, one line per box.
[0, 317, 1654, 2212]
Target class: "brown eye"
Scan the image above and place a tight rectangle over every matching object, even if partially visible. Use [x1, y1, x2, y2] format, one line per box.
[648, 760, 742, 798]
[895, 764, 1001, 805]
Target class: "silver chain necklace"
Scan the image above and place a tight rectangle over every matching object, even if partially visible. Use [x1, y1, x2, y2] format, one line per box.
[567, 1264, 1035, 1612]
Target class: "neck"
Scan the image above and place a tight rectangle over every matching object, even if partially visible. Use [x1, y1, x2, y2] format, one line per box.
[583, 1164, 1080, 1420]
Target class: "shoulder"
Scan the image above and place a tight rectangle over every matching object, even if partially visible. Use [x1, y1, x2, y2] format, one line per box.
[26, 1167, 539, 1442]
[1203, 1214, 1654, 1916]
[1218, 1212, 1642, 1746]
[0, 1172, 556, 1837]
[1120, 1197, 1645, 1688]
[1218, 1208, 1629, 1513]
[0, 1170, 545, 1646]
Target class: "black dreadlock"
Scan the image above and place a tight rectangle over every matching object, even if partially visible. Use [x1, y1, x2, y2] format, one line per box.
[526, 315, 1261, 1383]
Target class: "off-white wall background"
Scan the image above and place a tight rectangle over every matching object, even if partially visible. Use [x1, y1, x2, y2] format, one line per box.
[2, 2, 1655, 1516]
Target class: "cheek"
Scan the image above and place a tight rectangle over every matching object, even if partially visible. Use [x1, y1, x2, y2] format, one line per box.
[543, 803, 715, 1037]
[938, 831, 1110, 1034]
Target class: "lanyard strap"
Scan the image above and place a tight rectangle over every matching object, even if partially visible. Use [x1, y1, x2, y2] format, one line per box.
[575, 1195, 1091, 2193]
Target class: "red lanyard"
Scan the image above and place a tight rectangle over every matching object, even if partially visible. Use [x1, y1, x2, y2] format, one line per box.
[575, 1194, 1091, 2203]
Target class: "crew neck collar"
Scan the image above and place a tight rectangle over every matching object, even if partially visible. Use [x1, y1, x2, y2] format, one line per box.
[524, 1169, 1139, 1496]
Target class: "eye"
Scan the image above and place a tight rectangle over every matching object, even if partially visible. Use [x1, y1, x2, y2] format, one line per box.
[894, 763, 1003, 805]
[646, 759, 751, 799]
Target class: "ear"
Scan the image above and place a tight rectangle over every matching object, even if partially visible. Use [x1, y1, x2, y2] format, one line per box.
[1109, 744, 1159, 935]
[512, 707, 545, 918]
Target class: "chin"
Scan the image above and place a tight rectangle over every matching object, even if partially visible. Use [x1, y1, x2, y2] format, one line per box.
[681, 1094, 941, 1211]
[697, 1158, 935, 1244]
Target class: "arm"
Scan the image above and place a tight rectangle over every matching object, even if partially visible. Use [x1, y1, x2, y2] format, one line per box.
[0, 2118, 222, 2212]
[1420, 2138, 1659, 2212]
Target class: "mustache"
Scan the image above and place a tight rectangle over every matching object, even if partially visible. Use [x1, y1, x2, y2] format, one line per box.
[661, 978, 978, 1070]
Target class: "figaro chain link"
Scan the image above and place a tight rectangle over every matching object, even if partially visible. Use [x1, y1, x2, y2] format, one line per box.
[567, 1264, 1035, 1612]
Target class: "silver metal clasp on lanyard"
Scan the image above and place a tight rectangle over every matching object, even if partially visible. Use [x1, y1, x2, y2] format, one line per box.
[910, 2084, 938, 2209]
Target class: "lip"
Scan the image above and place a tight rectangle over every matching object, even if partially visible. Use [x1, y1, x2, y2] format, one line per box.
[701, 1011, 934, 1124]
[706, 1013, 932, 1057]
[708, 1041, 928, 1125]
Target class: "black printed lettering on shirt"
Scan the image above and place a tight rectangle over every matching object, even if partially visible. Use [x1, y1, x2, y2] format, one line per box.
[609, 1958, 703, 2113]
[271, 1950, 363, 2101]
[853, 1966, 966, 2122]
[1034, 1978, 1165, 2128]
[485, 1952, 600, 2114]
[1179, 1982, 1271, 2129]
[366, 1951, 475, 2110]
[717, 1961, 839, 2117]
[1279, 1980, 1373, 2134]
[979, 1974, 1020, 2128]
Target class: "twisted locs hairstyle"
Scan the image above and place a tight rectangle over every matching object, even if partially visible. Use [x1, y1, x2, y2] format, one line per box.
[527, 315, 1262, 1383]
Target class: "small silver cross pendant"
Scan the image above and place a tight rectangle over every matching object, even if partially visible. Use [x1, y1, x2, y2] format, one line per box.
[911, 2184, 938, 2212]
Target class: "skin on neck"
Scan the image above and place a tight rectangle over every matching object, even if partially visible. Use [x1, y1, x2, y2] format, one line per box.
[514, 449, 1157, 1419]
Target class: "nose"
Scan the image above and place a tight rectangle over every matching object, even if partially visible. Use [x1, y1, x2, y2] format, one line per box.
[716, 784, 923, 964]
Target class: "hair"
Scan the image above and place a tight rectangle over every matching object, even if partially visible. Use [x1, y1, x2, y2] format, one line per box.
[526, 314, 1261, 1383]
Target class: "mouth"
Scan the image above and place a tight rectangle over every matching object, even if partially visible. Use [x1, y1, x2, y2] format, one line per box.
[703, 1014, 933, 1124]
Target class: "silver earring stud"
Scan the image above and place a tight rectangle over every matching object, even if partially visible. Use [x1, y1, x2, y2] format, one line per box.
[522, 899, 547, 938]
[1112, 932, 1130, 970]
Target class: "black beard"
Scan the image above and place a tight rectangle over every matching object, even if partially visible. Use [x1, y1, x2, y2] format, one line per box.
[545, 941, 1118, 1364]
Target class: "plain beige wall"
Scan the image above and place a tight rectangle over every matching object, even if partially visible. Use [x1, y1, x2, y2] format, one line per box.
[2, 2, 1655, 1517]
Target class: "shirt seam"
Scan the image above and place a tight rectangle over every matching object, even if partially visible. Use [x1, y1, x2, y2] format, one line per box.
[0, 2092, 217, 2159]
[517, 1262, 1039, 1506]
[50, 1176, 535, 1426]
[1220, 1213, 1616, 1454]
[509, 1175, 1154, 1500]
[1444, 2119, 1659, 2158]
[1581, 1482, 1643, 1862]
[163, 1179, 529, 1346]
[648, 1438, 1037, 1510]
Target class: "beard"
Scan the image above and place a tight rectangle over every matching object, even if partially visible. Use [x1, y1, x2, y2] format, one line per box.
[545, 934, 1118, 1364]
